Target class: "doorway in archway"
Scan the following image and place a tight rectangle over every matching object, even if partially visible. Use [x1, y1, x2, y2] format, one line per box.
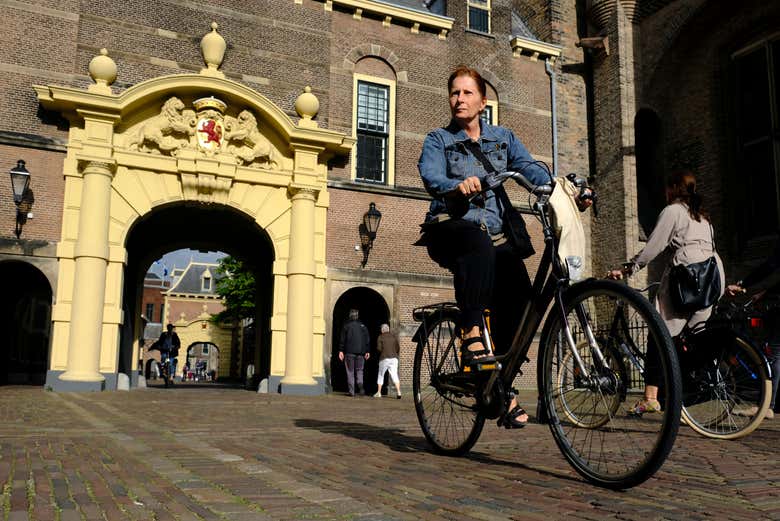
[0, 261, 52, 385]
[122, 202, 274, 390]
[185, 342, 220, 381]
[331, 287, 389, 395]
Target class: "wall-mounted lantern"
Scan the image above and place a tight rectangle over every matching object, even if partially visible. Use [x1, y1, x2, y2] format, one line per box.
[9, 160, 31, 239]
[359, 202, 382, 268]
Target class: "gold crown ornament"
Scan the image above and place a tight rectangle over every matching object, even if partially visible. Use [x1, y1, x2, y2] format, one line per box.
[193, 96, 227, 114]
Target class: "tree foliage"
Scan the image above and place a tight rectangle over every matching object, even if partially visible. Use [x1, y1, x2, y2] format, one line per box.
[212, 256, 256, 323]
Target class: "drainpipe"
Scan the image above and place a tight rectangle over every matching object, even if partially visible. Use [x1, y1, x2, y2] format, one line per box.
[544, 58, 559, 178]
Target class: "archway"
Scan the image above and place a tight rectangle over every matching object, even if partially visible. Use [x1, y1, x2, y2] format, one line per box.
[0, 261, 52, 385]
[635, 108, 665, 240]
[122, 202, 274, 389]
[37, 64, 353, 393]
[185, 342, 220, 381]
[330, 287, 389, 395]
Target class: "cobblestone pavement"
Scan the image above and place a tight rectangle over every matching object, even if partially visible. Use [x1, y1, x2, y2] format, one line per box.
[0, 385, 778, 521]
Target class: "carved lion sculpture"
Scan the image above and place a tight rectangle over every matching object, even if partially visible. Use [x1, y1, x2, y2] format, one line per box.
[127, 97, 196, 154]
[224, 110, 280, 167]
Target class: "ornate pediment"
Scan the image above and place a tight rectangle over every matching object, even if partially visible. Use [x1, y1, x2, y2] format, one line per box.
[124, 95, 280, 168]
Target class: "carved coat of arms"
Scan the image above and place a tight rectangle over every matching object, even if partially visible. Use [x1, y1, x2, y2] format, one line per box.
[193, 96, 227, 154]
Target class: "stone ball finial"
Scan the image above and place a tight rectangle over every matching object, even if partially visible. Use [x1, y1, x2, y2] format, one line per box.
[88, 48, 117, 90]
[295, 86, 320, 127]
[201, 21, 226, 74]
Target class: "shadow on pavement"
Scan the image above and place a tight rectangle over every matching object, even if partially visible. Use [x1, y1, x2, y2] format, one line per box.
[294, 418, 583, 484]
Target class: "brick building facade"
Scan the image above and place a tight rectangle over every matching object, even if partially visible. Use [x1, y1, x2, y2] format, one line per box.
[1, 0, 777, 392]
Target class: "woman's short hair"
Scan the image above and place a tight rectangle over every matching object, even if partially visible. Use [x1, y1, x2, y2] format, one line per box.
[380, 323, 390, 333]
[448, 65, 487, 98]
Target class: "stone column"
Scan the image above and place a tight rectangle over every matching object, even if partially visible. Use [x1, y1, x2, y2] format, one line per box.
[280, 185, 319, 394]
[58, 161, 114, 390]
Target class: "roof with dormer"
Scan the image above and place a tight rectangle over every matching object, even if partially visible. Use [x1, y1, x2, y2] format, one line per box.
[166, 262, 222, 296]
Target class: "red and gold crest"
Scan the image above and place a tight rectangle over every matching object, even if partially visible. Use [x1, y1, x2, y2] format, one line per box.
[193, 96, 227, 153]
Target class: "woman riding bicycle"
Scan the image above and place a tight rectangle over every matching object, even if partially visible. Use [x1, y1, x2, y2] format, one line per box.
[417, 65, 590, 428]
[608, 170, 725, 414]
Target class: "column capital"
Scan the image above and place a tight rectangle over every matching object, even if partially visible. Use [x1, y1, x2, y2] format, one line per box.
[77, 158, 117, 177]
[288, 183, 319, 200]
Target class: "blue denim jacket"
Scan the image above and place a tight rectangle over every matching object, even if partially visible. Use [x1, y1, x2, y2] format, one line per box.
[418, 120, 551, 234]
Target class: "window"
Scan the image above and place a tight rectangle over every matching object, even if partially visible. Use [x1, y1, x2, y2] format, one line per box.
[480, 101, 498, 126]
[353, 74, 396, 185]
[202, 344, 209, 355]
[467, 0, 491, 34]
[202, 276, 211, 291]
[145, 303, 154, 321]
[733, 37, 780, 237]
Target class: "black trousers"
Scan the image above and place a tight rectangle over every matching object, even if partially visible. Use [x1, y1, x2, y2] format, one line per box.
[423, 219, 532, 354]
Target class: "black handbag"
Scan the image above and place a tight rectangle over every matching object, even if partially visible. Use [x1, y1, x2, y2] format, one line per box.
[462, 141, 535, 259]
[669, 225, 721, 313]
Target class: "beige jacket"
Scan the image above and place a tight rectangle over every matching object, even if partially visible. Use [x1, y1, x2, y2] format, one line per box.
[631, 202, 725, 336]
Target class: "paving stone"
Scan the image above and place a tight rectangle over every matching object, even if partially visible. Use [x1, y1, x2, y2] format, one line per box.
[0, 387, 778, 520]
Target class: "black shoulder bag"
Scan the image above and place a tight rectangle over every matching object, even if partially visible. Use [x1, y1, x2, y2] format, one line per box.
[463, 141, 535, 259]
[668, 224, 721, 313]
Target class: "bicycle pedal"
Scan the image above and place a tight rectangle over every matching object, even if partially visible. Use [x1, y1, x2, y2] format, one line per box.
[463, 362, 499, 373]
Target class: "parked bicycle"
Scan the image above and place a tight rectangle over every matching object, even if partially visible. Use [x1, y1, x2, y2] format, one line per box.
[412, 169, 682, 489]
[675, 299, 772, 439]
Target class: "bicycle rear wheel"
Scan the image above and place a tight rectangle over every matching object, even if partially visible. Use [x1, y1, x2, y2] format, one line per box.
[540, 279, 681, 489]
[680, 330, 771, 439]
[413, 310, 485, 455]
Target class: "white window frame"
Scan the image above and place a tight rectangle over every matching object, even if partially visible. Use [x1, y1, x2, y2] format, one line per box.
[352, 73, 396, 186]
[481, 100, 498, 126]
[467, 0, 491, 34]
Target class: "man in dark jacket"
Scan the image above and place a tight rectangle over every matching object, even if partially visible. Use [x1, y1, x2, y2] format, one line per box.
[727, 237, 780, 418]
[158, 323, 181, 384]
[338, 309, 370, 396]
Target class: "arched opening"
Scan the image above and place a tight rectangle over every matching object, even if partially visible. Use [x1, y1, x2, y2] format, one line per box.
[0, 261, 52, 385]
[185, 342, 220, 381]
[635, 108, 666, 240]
[121, 202, 274, 389]
[330, 287, 389, 395]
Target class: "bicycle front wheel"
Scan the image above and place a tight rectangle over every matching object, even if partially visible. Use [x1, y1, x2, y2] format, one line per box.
[680, 330, 771, 439]
[413, 310, 485, 455]
[540, 279, 681, 489]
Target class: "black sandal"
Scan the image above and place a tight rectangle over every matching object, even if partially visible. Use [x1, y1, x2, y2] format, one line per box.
[498, 404, 528, 429]
[459, 336, 496, 368]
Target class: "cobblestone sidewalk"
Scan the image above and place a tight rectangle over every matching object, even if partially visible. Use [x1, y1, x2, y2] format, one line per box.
[0, 386, 778, 520]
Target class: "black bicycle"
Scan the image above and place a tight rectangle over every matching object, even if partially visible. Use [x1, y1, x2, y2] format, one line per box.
[412, 169, 682, 489]
[675, 300, 772, 439]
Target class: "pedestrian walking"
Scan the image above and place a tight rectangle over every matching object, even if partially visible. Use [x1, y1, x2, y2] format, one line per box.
[338, 309, 370, 396]
[373, 324, 402, 399]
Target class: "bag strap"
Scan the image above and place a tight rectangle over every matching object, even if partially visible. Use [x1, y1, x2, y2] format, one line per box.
[461, 140, 516, 219]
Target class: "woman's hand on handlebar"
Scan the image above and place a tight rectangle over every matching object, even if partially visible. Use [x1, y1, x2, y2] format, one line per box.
[725, 284, 746, 297]
[456, 176, 482, 197]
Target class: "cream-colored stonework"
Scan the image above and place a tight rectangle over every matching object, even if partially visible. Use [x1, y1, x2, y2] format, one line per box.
[35, 42, 353, 392]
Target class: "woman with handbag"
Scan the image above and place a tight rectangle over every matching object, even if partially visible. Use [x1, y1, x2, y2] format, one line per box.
[608, 170, 725, 414]
[417, 65, 590, 428]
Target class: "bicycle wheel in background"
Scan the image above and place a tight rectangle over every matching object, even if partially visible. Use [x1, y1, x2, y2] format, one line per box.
[540, 279, 681, 489]
[680, 329, 771, 439]
[413, 310, 485, 455]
